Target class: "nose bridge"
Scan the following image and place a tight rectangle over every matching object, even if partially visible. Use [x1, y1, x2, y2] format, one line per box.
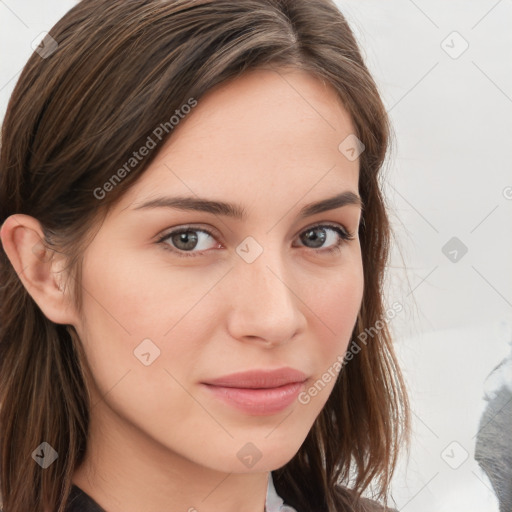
[240, 237, 292, 309]
[228, 235, 304, 343]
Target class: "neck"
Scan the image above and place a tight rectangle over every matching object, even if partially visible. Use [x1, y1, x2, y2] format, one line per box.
[72, 399, 269, 512]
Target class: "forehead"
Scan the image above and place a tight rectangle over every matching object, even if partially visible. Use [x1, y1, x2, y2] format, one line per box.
[117, 67, 359, 214]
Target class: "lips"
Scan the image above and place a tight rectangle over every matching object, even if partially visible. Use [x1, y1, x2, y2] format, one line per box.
[201, 367, 308, 415]
[202, 367, 308, 389]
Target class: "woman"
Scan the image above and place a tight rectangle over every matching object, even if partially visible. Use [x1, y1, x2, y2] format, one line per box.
[0, 1, 409, 511]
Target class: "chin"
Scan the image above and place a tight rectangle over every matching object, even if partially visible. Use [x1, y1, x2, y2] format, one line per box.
[193, 436, 303, 474]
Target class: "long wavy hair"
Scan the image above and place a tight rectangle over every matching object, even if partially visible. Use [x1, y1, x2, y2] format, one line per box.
[0, 1, 409, 511]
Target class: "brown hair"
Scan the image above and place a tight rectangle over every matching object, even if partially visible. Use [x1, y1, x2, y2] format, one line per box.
[0, 1, 409, 511]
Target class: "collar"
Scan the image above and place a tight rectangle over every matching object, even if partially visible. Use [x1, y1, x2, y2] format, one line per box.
[265, 472, 298, 512]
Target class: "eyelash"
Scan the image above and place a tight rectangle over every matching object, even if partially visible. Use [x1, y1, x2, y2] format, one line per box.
[156, 223, 355, 258]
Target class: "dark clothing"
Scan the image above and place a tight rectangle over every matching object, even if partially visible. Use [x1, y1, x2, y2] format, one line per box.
[65, 485, 106, 512]
[64, 482, 397, 512]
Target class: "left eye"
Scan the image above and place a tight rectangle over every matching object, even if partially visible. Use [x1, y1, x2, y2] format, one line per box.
[157, 223, 354, 258]
[297, 224, 353, 251]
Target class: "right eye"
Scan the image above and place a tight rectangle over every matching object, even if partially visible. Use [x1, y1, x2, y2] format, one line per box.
[157, 226, 221, 258]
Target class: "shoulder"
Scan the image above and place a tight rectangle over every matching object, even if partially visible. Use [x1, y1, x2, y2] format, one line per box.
[332, 485, 398, 512]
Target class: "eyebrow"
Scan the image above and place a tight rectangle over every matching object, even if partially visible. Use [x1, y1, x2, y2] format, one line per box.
[132, 190, 363, 220]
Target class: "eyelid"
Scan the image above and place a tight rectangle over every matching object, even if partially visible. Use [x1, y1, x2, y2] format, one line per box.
[156, 221, 356, 257]
[155, 224, 223, 257]
[155, 223, 222, 244]
[300, 220, 354, 237]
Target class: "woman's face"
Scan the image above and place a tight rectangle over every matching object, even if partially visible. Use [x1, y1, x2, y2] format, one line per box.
[74, 67, 364, 474]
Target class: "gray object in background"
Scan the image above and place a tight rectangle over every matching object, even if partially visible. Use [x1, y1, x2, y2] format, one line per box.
[475, 349, 512, 512]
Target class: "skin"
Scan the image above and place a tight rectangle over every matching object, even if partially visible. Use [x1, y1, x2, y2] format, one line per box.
[1, 67, 364, 512]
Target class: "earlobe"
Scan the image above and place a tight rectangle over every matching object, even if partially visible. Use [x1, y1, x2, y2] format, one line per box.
[0, 214, 79, 326]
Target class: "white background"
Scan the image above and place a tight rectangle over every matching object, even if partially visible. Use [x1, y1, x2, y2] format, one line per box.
[1, 1, 511, 510]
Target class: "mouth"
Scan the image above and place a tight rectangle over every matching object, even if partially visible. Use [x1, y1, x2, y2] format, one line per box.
[201, 367, 308, 415]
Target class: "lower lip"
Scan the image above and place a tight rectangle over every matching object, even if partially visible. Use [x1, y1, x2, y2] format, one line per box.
[201, 381, 306, 415]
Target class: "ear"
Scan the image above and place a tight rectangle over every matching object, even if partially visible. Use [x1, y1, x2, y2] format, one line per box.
[0, 214, 79, 326]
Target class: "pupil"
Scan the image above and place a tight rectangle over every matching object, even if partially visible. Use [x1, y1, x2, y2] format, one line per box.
[175, 231, 198, 250]
[304, 227, 326, 248]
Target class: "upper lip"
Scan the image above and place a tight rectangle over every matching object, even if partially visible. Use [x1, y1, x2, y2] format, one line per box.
[202, 367, 308, 389]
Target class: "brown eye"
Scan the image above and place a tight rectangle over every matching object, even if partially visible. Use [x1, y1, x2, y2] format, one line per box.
[158, 227, 219, 257]
[157, 223, 354, 259]
[170, 230, 199, 251]
[301, 226, 328, 248]
[298, 224, 353, 252]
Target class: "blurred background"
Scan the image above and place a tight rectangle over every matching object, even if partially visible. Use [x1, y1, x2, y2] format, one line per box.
[1, 1, 511, 510]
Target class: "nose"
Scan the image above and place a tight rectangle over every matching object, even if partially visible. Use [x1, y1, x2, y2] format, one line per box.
[225, 245, 306, 347]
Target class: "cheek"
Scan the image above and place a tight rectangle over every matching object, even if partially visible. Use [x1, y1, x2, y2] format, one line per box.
[75, 254, 210, 446]
[79, 244, 210, 338]
[307, 251, 364, 341]
[296, 253, 364, 403]
[76, 247, 224, 399]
